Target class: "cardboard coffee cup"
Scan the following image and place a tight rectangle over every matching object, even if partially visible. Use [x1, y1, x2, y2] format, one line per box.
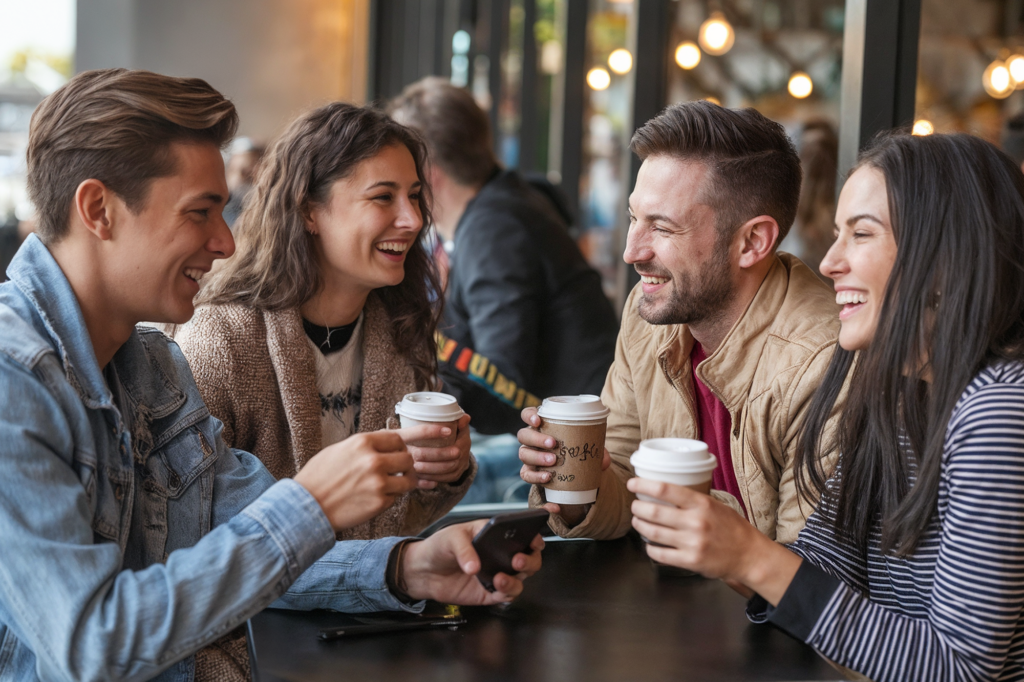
[630, 438, 718, 505]
[395, 392, 464, 448]
[537, 395, 610, 505]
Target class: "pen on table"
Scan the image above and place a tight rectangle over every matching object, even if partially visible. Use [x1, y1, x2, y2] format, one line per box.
[318, 613, 467, 641]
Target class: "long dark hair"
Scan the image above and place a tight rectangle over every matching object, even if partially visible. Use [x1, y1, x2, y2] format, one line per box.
[796, 132, 1024, 555]
[199, 102, 442, 390]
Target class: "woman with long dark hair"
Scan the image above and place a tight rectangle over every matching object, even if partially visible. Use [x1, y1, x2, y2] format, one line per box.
[176, 103, 475, 540]
[627, 132, 1024, 681]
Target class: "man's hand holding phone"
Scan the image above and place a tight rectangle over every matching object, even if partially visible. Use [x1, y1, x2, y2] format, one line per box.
[399, 518, 544, 605]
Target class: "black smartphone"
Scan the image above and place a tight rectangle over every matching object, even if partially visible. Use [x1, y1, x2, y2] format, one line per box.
[471, 508, 549, 592]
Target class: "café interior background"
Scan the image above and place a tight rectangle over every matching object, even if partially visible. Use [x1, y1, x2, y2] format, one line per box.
[2, 0, 1023, 304]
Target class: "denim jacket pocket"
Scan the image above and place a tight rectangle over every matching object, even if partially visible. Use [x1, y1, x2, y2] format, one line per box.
[80, 459, 133, 545]
[141, 428, 218, 500]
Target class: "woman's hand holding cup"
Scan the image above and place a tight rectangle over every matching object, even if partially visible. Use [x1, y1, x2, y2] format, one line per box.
[627, 476, 801, 605]
[397, 413, 473, 489]
[394, 392, 471, 490]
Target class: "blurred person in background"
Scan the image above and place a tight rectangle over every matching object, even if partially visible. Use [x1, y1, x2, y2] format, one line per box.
[222, 137, 264, 228]
[779, 119, 838, 277]
[176, 103, 476, 539]
[389, 77, 619, 437]
[1001, 110, 1024, 173]
[0, 213, 35, 283]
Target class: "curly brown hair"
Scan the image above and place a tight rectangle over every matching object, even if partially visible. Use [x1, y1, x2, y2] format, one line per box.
[198, 102, 442, 389]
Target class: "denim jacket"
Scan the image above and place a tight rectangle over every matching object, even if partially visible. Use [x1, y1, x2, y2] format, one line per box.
[0, 236, 418, 682]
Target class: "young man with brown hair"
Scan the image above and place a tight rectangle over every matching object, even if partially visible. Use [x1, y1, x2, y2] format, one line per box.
[0, 69, 541, 682]
[519, 101, 840, 542]
[389, 77, 619, 435]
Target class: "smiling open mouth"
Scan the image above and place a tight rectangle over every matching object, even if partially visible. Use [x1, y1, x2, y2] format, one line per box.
[640, 275, 670, 285]
[836, 290, 867, 319]
[184, 268, 205, 283]
[376, 241, 408, 255]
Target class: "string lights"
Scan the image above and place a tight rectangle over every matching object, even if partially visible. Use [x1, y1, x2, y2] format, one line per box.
[912, 120, 934, 136]
[608, 48, 633, 75]
[698, 12, 734, 56]
[787, 72, 813, 99]
[674, 41, 701, 70]
[983, 60, 1014, 99]
[587, 67, 611, 91]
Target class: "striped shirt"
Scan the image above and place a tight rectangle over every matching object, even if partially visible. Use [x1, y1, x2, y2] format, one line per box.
[752, 361, 1024, 681]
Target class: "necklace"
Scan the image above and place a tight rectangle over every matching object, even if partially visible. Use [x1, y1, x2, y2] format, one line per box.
[317, 295, 337, 350]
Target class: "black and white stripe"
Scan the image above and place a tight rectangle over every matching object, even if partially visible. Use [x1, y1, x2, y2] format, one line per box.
[792, 361, 1024, 682]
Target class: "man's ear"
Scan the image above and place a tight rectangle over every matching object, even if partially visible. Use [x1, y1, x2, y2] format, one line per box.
[73, 179, 117, 241]
[736, 215, 779, 269]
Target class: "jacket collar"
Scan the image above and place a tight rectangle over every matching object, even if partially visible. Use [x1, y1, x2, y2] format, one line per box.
[263, 305, 323, 470]
[7, 234, 113, 410]
[6, 235, 185, 421]
[657, 255, 793, 412]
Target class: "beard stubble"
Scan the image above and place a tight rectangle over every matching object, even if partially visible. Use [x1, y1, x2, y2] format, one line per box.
[637, 237, 735, 326]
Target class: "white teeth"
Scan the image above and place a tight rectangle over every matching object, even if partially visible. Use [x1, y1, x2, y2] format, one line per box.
[641, 275, 670, 284]
[184, 268, 204, 282]
[376, 241, 408, 254]
[836, 291, 868, 305]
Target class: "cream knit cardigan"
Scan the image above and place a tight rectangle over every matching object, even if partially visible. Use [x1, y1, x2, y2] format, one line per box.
[173, 293, 475, 540]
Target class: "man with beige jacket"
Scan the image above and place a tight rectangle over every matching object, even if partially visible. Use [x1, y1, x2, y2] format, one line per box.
[518, 101, 840, 544]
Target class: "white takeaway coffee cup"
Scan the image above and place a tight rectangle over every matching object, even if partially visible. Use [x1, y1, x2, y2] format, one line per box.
[395, 392, 465, 447]
[630, 438, 718, 505]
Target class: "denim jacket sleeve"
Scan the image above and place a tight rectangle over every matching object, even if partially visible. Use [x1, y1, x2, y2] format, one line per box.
[0, 353, 399, 682]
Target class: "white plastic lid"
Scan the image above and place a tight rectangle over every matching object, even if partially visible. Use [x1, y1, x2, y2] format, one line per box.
[395, 392, 464, 422]
[631, 438, 717, 473]
[537, 394, 610, 421]
[637, 438, 708, 463]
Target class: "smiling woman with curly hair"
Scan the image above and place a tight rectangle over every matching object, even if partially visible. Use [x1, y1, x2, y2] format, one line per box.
[176, 103, 475, 541]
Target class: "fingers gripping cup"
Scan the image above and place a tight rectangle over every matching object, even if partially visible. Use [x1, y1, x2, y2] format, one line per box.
[395, 392, 465, 448]
[537, 395, 610, 505]
[630, 438, 718, 505]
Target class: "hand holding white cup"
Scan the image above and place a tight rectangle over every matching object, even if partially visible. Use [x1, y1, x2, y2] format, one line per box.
[395, 392, 464, 448]
[630, 438, 718, 505]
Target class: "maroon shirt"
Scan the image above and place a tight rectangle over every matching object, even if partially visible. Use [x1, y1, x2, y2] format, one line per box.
[690, 343, 747, 517]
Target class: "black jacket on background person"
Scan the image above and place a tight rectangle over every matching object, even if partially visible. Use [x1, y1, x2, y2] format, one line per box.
[439, 169, 619, 434]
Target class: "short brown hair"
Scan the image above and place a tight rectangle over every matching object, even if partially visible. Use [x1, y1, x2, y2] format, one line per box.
[27, 68, 238, 243]
[388, 77, 498, 186]
[631, 101, 802, 243]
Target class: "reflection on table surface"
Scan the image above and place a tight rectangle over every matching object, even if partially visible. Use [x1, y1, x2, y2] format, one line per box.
[248, 535, 841, 682]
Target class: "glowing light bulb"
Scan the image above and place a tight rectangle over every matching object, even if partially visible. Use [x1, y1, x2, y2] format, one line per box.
[984, 60, 1014, 99]
[674, 41, 701, 70]
[699, 13, 735, 56]
[587, 67, 611, 91]
[1009, 54, 1024, 87]
[912, 119, 934, 136]
[608, 48, 633, 75]
[787, 72, 813, 99]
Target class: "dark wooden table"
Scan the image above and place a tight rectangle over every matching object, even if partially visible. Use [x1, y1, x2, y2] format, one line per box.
[248, 535, 839, 682]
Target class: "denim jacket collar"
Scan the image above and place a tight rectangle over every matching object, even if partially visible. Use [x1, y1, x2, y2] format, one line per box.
[6, 234, 185, 420]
